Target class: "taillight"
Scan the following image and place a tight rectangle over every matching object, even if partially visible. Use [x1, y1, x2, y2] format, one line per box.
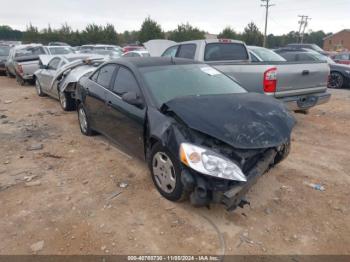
[17, 64, 23, 75]
[218, 39, 233, 43]
[263, 67, 277, 93]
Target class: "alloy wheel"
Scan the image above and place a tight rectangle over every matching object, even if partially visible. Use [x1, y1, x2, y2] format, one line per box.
[78, 107, 88, 133]
[329, 72, 343, 89]
[59, 92, 67, 109]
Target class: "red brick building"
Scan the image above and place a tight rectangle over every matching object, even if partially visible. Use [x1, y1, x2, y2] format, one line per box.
[323, 29, 350, 51]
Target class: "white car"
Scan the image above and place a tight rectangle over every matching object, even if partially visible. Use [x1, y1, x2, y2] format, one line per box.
[44, 46, 75, 55]
[34, 54, 105, 111]
[122, 50, 150, 57]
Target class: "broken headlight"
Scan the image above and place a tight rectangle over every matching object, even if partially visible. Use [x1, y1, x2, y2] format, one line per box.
[180, 143, 247, 182]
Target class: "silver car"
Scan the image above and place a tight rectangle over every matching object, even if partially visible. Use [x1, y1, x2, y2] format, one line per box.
[34, 54, 105, 111]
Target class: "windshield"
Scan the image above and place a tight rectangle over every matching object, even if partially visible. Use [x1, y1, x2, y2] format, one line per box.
[94, 50, 122, 57]
[249, 47, 286, 62]
[15, 46, 46, 58]
[0, 46, 10, 56]
[141, 64, 246, 107]
[49, 47, 74, 55]
[310, 44, 324, 52]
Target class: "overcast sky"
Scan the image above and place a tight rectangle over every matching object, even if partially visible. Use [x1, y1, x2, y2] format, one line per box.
[1, 0, 349, 35]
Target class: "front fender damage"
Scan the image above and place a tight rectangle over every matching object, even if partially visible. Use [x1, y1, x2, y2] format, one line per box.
[146, 102, 292, 211]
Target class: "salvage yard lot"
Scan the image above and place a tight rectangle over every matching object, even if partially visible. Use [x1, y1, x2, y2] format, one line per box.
[0, 76, 349, 255]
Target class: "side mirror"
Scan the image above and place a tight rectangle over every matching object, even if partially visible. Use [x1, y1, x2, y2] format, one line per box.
[40, 64, 48, 69]
[122, 91, 144, 108]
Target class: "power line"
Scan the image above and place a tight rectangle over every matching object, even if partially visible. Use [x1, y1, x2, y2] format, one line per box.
[261, 0, 275, 47]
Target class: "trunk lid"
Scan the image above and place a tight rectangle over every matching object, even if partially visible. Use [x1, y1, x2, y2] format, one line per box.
[274, 62, 329, 97]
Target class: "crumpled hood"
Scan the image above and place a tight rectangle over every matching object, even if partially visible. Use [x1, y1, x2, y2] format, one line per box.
[163, 93, 296, 149]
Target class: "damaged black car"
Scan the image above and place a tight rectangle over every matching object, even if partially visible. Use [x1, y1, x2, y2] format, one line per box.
[75, 57, 295, 211]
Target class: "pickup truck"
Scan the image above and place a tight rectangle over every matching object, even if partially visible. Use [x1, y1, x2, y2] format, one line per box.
[145, 39, 331, 111]
[5, 44, 49, 85]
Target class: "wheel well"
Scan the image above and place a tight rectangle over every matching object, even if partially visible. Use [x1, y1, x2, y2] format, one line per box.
[331, 71, 344, 77]
[148, 137, 160, 149]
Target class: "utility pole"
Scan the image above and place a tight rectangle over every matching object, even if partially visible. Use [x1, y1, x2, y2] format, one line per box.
[298, 15, 306, 43]
[261, 0, 275, 47]
[301, 16, 311, 43]
[298, 15, 311, 43]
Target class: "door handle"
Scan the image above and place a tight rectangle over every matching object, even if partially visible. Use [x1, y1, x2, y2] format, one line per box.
[302, 70, 310, 76]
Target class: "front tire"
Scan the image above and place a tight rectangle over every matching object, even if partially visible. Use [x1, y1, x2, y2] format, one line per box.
[77, 103, 95, 136]
[148, 143, 186, 202]
[35, 80, 45, 97]
[59, 90, 75, 111]
[328, 72, 344, 89]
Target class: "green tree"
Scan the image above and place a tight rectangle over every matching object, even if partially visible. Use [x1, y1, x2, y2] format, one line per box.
[22, 23, 40, 43]
[241, 22, 263, 46]
[138, 17, 164, 43]
[217, 27, 239, 40]
[168, 23, 205, 42]
[0, 25, 23, 40]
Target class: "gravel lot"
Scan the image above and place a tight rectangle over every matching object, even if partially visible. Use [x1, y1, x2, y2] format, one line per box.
[0, 76, 349, 255]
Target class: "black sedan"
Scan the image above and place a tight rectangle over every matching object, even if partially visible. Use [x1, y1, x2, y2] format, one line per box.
[75, 57, 295, 210]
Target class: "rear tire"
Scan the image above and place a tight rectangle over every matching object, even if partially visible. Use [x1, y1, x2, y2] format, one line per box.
[16, 74, 25, 86]
[328, 72, 344, 89]
[77, 103, 95, 136]
[148, 142, 186, 202]
[5, 68, 14, 78]
[59, 90, 75, 111]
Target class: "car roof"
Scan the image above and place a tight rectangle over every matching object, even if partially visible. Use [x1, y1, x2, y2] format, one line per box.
[110, 57, 203, 68]
[47, 46, 72, 48]
[127, 50, 149, 54]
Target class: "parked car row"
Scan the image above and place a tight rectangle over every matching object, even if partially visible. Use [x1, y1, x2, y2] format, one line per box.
[1, 38, 339, 211]
[146, 39, 331, 112]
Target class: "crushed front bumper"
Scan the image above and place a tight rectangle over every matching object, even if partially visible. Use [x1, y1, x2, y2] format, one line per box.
[181, 149, 277, 211]
[220, 149, 277, 211]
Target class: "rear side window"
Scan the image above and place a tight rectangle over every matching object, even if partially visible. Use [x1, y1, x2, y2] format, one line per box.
[95, 64, 116, 88]
[162, 45, 179, 57]
[113, 67, 140, 96]
[177, 44, 196, 59]
[48, 58, 61, 70]
[297, 53, 317, 61]
[279, 52, 297, 62]
[204, 43, 248, 61]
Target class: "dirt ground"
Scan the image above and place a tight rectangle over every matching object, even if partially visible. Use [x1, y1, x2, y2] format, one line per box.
[0, 76, 349, 255]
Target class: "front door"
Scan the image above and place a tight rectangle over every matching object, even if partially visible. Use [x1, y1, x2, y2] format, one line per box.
[103, 66, 146, 159]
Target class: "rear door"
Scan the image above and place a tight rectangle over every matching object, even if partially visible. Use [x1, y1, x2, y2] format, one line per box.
[83, 63, 117, 131]
[103, 66, 146, 159]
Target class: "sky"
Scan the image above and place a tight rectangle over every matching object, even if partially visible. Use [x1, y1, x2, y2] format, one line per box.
[0, 0, 349, 35]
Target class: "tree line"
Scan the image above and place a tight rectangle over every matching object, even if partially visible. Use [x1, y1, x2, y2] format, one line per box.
[0, 17, 330, 48]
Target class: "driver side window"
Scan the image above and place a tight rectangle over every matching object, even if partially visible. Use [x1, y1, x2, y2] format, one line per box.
[48, 58, 61, 70]
[113, 67, 140, 96]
